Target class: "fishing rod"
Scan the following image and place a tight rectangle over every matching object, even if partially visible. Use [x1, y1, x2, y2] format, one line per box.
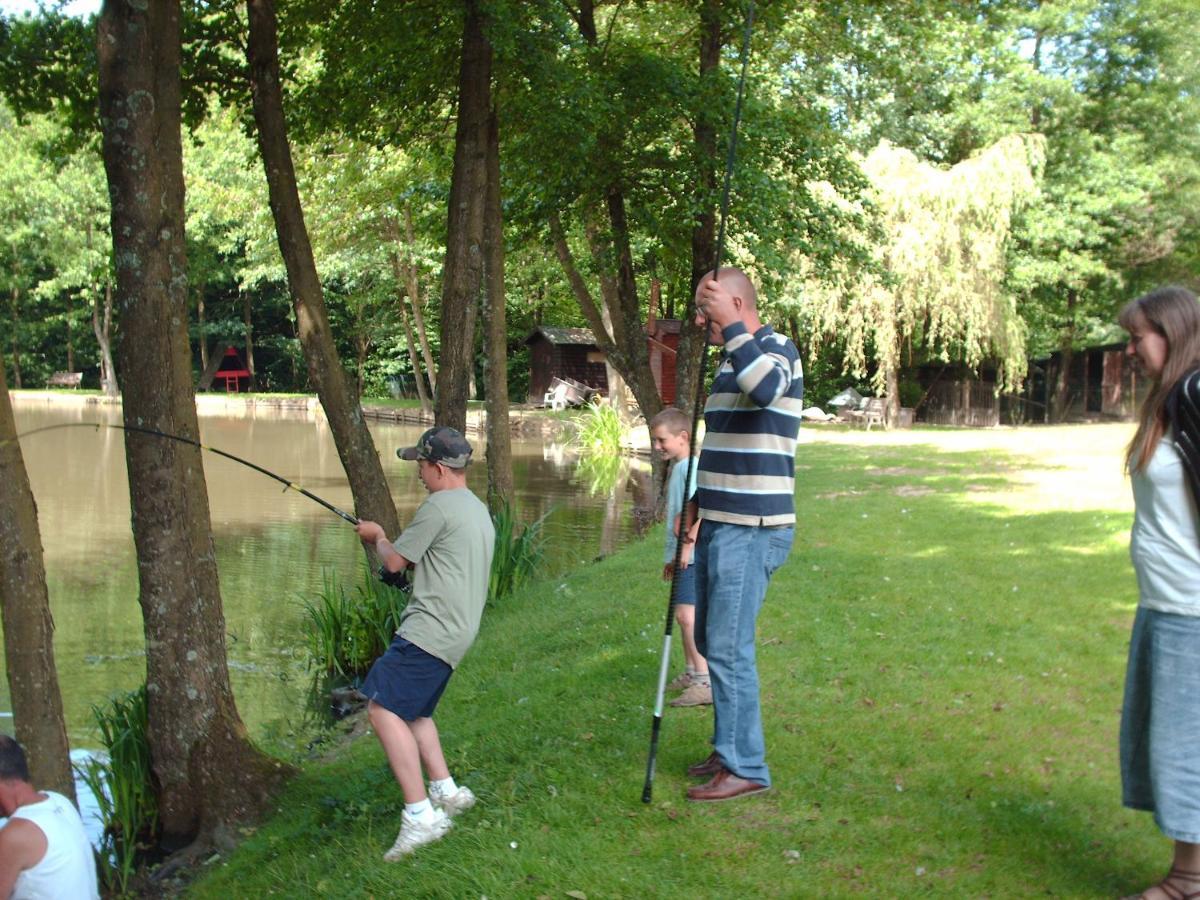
[641, 0, 756, 804]
[5, 422, 360, 526]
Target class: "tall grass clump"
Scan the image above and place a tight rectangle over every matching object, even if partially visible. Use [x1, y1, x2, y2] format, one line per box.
[489, 503, 550, 603]
[75, 685, 158, 896]
[301, 562, 407, 676]
[573, 402, 623, 454]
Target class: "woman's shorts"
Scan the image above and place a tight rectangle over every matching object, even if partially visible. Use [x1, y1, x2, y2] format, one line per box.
[362, 635, 453, 721]
[1120, 606, 1200, 843]
[670, 562, 697, 607]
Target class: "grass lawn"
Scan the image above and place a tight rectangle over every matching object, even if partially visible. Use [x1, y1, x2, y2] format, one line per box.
[189, 423, 1163, 899]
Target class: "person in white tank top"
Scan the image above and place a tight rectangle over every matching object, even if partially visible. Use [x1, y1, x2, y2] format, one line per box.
[0, 735, 98, 900]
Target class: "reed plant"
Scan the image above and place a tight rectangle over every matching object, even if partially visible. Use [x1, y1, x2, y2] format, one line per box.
[301, 562, 407, 677]
[490, 503, 550, 603]
[75, 685, 158, 897]
[572, 402, 623, 454]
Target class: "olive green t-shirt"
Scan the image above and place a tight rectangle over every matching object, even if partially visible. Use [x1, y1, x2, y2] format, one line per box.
[393, 487, 495, 668]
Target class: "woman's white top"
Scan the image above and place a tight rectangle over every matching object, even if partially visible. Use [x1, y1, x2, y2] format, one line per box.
[10, 791, 99, 900]
[1131, 437, 1200, 616]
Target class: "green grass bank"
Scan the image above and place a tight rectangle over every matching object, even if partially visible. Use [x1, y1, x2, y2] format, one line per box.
[189, 423, 1163, 898]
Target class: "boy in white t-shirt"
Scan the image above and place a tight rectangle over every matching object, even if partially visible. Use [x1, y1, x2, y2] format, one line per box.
[649, 407, 711, 707]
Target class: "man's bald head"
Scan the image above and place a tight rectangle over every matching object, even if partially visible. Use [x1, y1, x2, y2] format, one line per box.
[696, 267, 757, 310]
[693, 266, 763, 345]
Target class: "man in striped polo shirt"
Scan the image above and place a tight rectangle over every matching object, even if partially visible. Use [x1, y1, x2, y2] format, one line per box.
[684, 267, 803, 803]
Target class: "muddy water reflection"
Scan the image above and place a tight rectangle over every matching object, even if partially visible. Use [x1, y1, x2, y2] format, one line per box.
[3, 400, 649, 746]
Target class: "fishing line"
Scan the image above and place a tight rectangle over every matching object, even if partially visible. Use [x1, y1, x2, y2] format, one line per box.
[642, 0, 756, 804]
[4, 422, 360, 525]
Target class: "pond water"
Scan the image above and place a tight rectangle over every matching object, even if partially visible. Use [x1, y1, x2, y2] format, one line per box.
[1, 399, 651, 752]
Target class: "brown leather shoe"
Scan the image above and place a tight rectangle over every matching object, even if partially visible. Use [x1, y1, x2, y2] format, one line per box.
[686, 751, 723, 778]
[686, 767, 770, 803]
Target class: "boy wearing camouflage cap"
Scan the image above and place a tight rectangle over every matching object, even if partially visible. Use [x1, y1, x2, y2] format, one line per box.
[354, 426, 495, 860]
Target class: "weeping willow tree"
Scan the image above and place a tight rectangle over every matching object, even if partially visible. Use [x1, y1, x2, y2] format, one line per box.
[791, 134, 1045, 422]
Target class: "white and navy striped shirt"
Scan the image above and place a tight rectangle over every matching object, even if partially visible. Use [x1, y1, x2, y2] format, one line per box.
[696, 322, 804, 527]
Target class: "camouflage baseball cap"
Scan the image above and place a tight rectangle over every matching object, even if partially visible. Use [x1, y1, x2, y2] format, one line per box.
[397, 426, 473, 468]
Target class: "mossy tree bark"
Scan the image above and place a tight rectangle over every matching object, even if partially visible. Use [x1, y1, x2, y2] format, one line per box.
[246, 0, 400, 535]
[436, 0, 492, 433]
[0, 350, 74, 802]
[97, 0, 289, 844]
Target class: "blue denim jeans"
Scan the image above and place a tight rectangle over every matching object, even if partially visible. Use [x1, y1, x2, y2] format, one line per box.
[694, 521, 794, 786]
[1121, 606, 1200, 842]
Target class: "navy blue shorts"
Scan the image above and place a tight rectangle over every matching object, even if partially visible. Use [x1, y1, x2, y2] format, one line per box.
[362, 636, 453, 721]
[670, 562, 697, 607]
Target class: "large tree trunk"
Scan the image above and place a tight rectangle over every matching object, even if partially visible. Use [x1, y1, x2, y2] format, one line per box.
[679, 0, 723, 426]
[246, 0, 398, 534]
[483, 104, 512, 510]
[97, 0, 288, 844]
[434, 0, 489, 434]
[0, 350, 74, 802]
[436, 0, 491, 433]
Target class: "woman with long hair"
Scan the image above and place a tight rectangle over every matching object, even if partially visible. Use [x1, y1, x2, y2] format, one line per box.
[1118, 285, 1200, 900]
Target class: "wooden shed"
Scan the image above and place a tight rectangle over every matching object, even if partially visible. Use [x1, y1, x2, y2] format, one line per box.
[524, 327, 608, 405]
[1027, 342, 1146, 421]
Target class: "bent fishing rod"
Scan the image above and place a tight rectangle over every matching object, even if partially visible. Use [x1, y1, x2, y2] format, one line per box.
[6, 422, 359, 526]
[641, 0, 756, 804]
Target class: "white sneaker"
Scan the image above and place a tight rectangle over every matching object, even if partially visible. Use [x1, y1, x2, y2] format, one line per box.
[383, 809, 452, 861]
[429, 784, 476, 817]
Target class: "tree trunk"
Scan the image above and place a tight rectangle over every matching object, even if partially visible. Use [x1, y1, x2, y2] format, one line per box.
[92, 278, 118, 397]
[197, 286, 209, 374]
[548, 208, 658, 421]
[1051, 288, 1078, 423]
[678, 0, 723, 426]
[885, 358, 899, 427]
[482, 105, 513, 510]
[242, 291, 255, 380]
[562, 2, 663, 432]
[605, 186, 662, 424]
[353, 305, 370, 396]
[246, 0, 399, 534]
[66, 291, 74, 373]
[97, 0, 287, 844]
[0, 350, 75, 802]
[435, 0, 491, 433]
[404, 204, 438, 392]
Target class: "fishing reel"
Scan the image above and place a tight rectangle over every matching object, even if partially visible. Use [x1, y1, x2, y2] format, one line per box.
[377, 565, 413, 594]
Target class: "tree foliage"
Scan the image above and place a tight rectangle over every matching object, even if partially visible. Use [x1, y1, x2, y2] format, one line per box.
[793, 134, 1044, 404]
